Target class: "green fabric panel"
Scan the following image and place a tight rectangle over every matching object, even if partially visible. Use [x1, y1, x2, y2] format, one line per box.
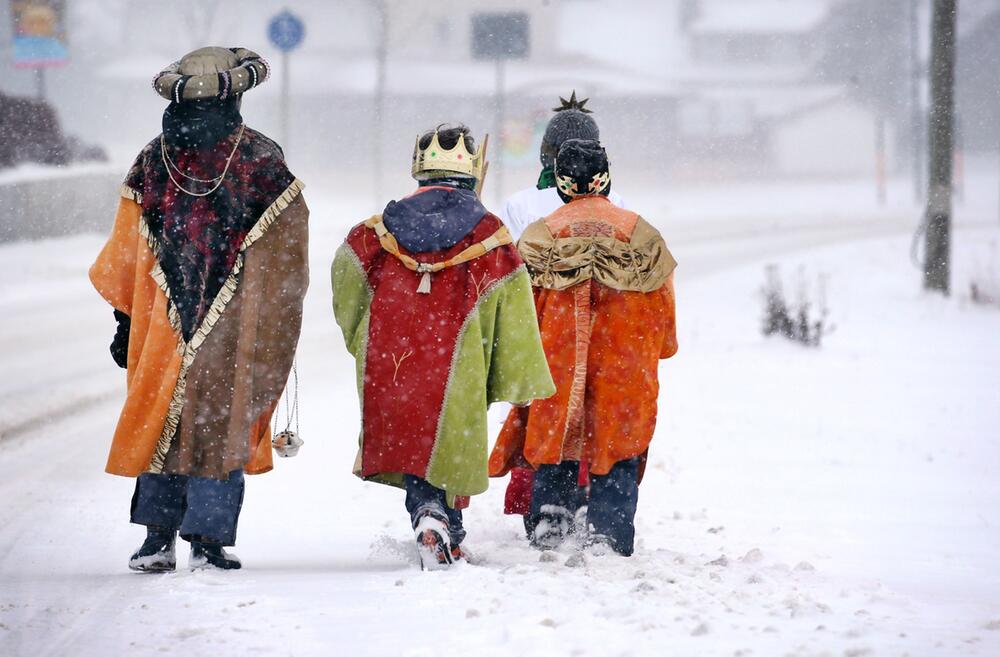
[425, 312, 491, 499]
[331, 244, 371, 358]
[425, 269, 556, 500]
[363, 471, 405, 490]
[485, 269, 557, 404]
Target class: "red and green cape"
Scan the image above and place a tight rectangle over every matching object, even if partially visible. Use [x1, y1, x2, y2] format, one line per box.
[332, 205, 554, 505]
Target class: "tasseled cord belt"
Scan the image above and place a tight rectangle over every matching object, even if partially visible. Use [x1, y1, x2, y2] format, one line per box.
[364, 215, 513, 293]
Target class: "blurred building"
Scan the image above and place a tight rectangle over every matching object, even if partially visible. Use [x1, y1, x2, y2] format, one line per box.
[386, 1, 559, 63]
[666, 0, 893, 179]
[956, 2, 1000, 152]
[1, 0, 996, 198]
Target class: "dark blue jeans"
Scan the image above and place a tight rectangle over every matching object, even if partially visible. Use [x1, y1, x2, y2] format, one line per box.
[131, 470, 245, 546]
[403, 475, 466, 546]
[531, 457, 641, 556]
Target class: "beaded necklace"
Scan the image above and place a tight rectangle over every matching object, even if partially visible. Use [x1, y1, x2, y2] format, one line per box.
[160, 124, 245, 197]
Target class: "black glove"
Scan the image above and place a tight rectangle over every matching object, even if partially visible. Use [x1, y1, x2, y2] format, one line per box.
[110, 309, 131, 369]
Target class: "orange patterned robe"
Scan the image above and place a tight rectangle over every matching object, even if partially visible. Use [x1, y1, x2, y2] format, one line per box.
[489, 195, 677, 478]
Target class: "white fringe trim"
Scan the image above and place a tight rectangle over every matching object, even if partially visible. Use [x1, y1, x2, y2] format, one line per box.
[120, 184, 142, 205]
[138, 178, 305, 473]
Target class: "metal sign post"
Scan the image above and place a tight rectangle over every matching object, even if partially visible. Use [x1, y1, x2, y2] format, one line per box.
[471, 12, 530, 205]
[373, 0, 388, 208]
[268, 10, 306, 150]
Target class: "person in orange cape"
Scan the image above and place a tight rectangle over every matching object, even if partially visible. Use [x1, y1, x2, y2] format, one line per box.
[89, 47, 309, 571]
[488, 139, 677, 556]
[498, 91, 627, 538]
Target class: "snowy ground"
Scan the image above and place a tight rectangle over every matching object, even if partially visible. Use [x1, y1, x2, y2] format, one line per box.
[1, 173, 999, 657]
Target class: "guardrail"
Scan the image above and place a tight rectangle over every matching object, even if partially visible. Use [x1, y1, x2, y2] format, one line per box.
[0, 164, 122, 242]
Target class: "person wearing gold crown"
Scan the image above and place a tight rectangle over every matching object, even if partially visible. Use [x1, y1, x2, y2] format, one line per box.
[489, 139, 677, 557]
[89, 47, 309, 571]
[332, 124, 554, 569]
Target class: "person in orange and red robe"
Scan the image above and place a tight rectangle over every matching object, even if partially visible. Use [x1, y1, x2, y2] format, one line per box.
[498, 91, 627, 538]
[488, 139, 677, 556]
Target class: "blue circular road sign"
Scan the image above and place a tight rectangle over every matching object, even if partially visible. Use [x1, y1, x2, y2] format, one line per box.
[268, 10, 305, 52]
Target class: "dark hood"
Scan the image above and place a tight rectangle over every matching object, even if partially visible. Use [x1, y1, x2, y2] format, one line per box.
[382, 186, 486, 253]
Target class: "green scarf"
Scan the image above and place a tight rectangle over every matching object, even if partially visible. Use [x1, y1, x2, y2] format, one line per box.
[536, 167, 556, 190]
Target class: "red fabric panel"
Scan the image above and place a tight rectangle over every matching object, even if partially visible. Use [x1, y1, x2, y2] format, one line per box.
[346, 212, 522, 481]
[503, 467, 535, 515]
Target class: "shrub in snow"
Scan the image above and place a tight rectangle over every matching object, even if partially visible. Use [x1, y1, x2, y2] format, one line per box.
[970, 281, 999, 308]
[760, 264, 832, 347]
[969, 241, 1000, 310]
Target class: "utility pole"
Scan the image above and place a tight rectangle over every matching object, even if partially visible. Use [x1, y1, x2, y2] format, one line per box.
[373, 0, 387, 207]
[909, 0, 924, 202]
[471, 12, 529, 205]
[875, 115, 887, 206]
[267, 10, 305, 153]
[280, 52, 290, 148]
[493, 58, 506, 206]
[34, 68, 46, 99]
[922, 0, 957, 294]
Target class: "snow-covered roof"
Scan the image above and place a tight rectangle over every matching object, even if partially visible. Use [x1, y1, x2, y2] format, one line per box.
[690, 0, 831, 35]
[958, 1, 1000, 38]
[98, 52, 673, 98]
[690, 83, 847, 120]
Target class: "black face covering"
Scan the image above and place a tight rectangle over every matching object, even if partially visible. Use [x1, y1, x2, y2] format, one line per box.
[161, 96, 242, 149]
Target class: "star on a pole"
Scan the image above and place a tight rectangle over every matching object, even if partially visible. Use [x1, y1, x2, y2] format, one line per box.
[553, 90, 592, 113]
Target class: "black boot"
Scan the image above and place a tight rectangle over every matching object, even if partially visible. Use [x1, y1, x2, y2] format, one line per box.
[522, 514, 537, 540]
[128, 528, 177, 572]
[189, 541, 242, 570]
[530, 505, 573, 551]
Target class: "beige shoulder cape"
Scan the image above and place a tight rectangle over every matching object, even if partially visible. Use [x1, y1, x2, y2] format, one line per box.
[517, 215, 676, 292]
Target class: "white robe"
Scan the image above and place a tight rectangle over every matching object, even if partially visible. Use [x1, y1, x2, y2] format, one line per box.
[499, 186, 626, 241]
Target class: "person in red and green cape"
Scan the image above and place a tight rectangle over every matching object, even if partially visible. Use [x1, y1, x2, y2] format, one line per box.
[331, 124, 555, 569]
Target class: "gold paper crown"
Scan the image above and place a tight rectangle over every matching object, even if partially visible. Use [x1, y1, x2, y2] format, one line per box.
[411, 130, 489, 184]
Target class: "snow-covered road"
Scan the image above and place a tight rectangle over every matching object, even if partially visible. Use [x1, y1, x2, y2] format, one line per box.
[2, 181, 999, 657]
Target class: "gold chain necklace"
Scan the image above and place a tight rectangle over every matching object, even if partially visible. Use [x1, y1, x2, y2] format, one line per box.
[164, 152, 223, 183]
[160, 124, 245, 197]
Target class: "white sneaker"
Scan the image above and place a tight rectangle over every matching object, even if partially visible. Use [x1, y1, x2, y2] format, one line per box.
[414, 514, 454, 571]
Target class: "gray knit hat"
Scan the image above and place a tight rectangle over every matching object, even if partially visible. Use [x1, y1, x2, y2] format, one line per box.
[153, 47, 270, 103]
[540, 91, 599, 169]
